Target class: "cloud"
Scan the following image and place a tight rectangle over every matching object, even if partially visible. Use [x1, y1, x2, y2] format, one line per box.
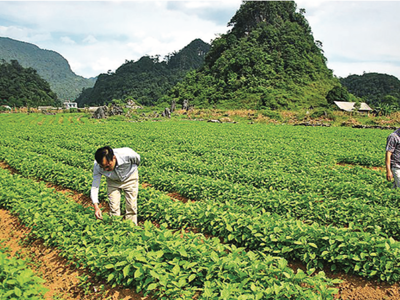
[0, 1, 399, 81]
[83, 35, 97, 44]
[299, 1, 400, 79]
[0, 1, 234, 77]
[0, 25, 27, 39]
[166, 1, 241, 26]
[330, 61, 400, 79]
[60, 36, 76, 45]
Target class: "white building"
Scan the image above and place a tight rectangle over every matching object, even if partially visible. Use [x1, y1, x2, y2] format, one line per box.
[64, 101, 78, 109]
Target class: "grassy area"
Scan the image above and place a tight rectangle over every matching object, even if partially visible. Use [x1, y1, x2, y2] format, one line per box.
[139, 108, 400, 128]
[2, 108, 400, 128]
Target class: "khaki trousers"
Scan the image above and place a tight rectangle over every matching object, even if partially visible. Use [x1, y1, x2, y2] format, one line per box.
[106, 170, 139, 224]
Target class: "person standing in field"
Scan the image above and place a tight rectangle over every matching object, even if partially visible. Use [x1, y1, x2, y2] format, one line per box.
[386, 129, 400, 188]
[91, 146, 140, 224]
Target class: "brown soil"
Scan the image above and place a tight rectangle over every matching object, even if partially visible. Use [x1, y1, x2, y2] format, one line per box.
[1, 161, 400, 299]
[0, 161, 18, 174]
[287, 261, 400, 300]
[167, 192, 194, 203]
[332, 275, 400, 300]
[142, 183, 194, 203]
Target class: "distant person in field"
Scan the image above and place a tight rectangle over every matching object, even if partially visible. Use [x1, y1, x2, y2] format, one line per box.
[386, 129, 400, 188]
[91, 146, 140, 224]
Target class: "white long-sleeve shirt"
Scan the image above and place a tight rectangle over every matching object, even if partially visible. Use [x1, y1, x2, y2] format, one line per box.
[90, 147, 140, 204]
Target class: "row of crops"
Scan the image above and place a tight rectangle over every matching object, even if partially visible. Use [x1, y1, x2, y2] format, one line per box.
[0, 245, 48, 299]
[0, 113, 397, 299]
[3, 112, 96, 125]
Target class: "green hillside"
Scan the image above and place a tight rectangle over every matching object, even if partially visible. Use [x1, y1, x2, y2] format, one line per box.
[165, 1, 339, 109]
[76, 39, 210, 107]
[0, 59, 58, 107]
[0, 37, 95, 102]
[340, 73, 400, 108]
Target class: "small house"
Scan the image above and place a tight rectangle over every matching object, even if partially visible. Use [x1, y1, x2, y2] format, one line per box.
[64, 101, 78, 109]
[334, 101, 373, 114]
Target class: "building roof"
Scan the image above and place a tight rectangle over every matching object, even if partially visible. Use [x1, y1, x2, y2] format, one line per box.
[334, 101, 372, 112]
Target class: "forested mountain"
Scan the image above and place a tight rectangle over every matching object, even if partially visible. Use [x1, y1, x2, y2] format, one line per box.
[164, 1, 339, 109]
[0, 37, 95, 101]
[76, 39, 210, 107]
[340, 73, 400, 107]
[0, 59, 58, 107]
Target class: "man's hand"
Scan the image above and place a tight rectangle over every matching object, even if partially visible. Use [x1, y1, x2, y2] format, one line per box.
[94, 203, 103, 220]
[387, 170, 393, 182]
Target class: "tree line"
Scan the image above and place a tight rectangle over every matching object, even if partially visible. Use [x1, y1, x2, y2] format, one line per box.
[76, 39, 211, 107]
[0, 59, 59, 108]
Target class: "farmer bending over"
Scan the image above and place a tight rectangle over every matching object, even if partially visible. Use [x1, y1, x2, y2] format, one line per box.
[91, 146, 140, 224]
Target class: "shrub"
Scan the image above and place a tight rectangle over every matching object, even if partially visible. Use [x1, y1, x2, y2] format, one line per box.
[260, 109, 282, 121]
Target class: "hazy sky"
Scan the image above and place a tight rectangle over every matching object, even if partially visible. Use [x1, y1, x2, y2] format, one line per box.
[0, 1, 399, 80]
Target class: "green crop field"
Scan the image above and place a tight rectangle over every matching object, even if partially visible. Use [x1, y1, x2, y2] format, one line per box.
[0, 112, 397, 299]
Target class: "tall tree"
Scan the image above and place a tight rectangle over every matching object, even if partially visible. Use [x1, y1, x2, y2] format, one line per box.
[326, 86, 350, 105]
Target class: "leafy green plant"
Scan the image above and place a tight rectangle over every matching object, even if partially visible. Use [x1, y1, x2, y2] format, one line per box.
[0, 252, 48, 299]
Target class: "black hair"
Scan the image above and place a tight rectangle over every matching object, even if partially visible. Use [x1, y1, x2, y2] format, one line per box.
[95, 146, 114, 164]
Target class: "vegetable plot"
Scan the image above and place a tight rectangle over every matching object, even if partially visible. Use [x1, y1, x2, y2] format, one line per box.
[0, 113, 397, 297]
[0, 168, 337, 299]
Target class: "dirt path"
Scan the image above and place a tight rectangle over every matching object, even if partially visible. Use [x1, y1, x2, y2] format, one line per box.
[1, 161, 400, 299]
[287, 261, 400, 300]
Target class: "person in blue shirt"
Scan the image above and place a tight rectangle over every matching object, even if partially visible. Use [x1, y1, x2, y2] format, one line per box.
[91, 146, 140, 224]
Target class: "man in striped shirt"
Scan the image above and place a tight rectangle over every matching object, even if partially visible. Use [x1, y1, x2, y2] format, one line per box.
[386, 129, 400, 188]
[91, 146, 140, 224]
